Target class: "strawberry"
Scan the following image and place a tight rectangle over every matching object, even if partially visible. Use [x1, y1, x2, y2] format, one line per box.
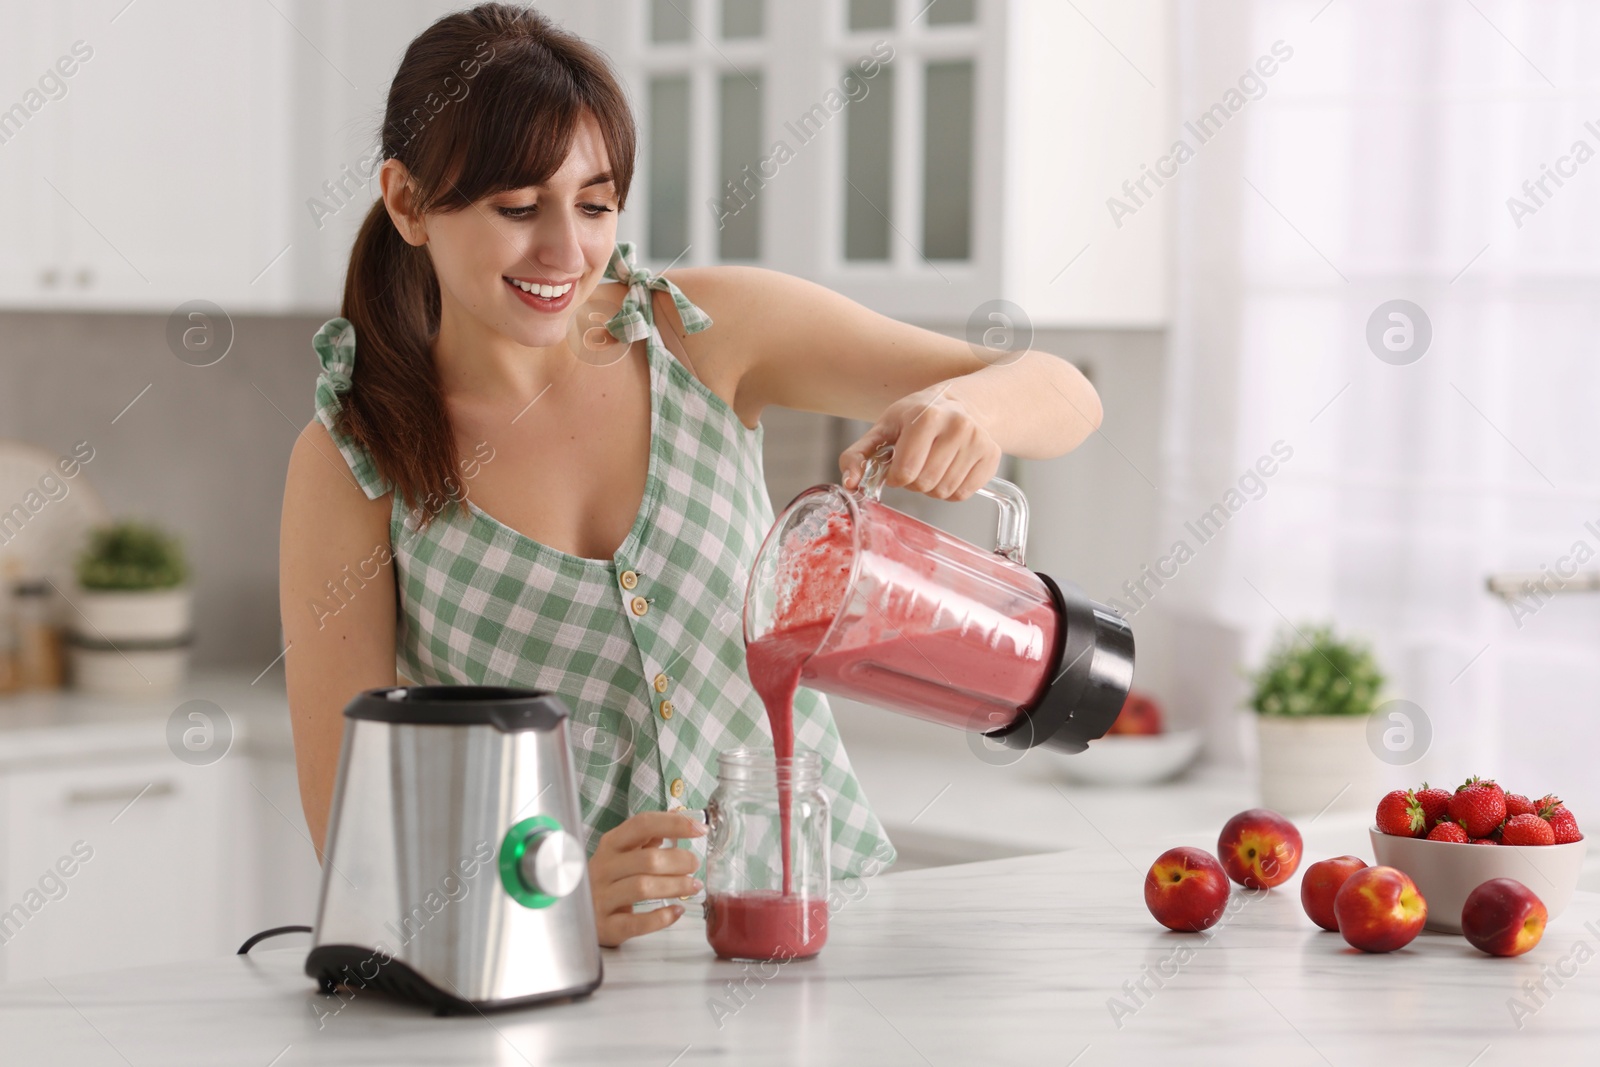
[1542, 803, 1583, 845]
[1426, 818, 1469, 843]
[1376, 789, 1425, 837]
[1468, 838, 1500, 845]
[1413, 783, 1452, 830]
[1504, 794, 1537, 818]
[1449, 777, 1507, 838]
[1501, 813, 1556, 846]
[1536, 794, 1563, 813]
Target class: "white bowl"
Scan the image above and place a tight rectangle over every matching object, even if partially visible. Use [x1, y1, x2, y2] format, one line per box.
[68, 645, 190, 697]
[1369, 828, 1587, 933]
[1057, 729, 1203, 786]
[72, 586, 192, 642]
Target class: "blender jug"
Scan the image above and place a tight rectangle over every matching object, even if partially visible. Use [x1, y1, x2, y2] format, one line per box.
[744, 444, 1134, 754]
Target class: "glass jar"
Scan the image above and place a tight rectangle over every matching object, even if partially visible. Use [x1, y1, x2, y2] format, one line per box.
[11, 579, 63, 690]
[703, 746, 830, 962]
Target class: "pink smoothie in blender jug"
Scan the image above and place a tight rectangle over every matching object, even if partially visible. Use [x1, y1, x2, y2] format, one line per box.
[744, 443, 1135, 759]
[721, 443, 1135, 962]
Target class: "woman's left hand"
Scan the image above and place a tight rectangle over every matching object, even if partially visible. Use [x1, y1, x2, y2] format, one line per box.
[838, 385, 1003, 502]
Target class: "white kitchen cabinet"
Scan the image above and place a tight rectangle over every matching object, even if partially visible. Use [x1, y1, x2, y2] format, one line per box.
[0, 675, 323, 985]
[0, 9, 64, 300]
[0, 755, 242, 983]
[599, 0, 1170, 327]
[237, 748, 325, 938]
[2, 0, 1166, 320]
[0, 0, 294, 313]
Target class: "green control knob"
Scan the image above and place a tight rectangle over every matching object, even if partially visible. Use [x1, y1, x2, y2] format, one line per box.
[498, 815, 585, 908]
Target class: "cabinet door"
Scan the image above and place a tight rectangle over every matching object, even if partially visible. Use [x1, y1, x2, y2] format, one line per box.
[0, 8, 68, 303]
[0, 756, 241, 983]
[237, 753, 324, 935]
[43, 0, 293, 311]
[281, 0, 505, 311]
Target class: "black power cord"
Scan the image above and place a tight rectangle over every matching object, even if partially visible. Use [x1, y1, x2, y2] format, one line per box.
[237, 925, 314, 955]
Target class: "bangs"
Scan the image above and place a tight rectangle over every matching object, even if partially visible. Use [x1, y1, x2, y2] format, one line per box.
[419, 37, 634, 212]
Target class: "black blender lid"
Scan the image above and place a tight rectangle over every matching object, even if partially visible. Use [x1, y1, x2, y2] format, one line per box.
[344, 685, 569, 732]
[983, 574, 1135, 755]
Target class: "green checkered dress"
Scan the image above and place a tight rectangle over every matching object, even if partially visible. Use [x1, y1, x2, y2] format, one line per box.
[311, 241, 897, 889]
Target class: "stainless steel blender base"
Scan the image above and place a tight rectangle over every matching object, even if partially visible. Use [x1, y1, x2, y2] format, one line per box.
[306, 687, 604, 1014]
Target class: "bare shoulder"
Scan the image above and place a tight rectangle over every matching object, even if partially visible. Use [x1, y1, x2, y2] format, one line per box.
[280, 420, 395, 656]
[649, 267, 824, 421]
[284, 420, 392, 532]
[657, 265, 818, 333]
[659, 266, 860, 351]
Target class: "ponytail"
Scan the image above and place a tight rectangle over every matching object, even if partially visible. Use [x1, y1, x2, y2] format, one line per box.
[336, 197, 455, 526]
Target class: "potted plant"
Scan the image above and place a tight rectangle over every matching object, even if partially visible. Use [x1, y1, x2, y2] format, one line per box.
[1247, 622, 1385, 815]
[68, 520, 193, 696]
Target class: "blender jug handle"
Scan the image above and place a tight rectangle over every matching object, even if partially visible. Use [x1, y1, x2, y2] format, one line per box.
[857, 443, 1030, 566]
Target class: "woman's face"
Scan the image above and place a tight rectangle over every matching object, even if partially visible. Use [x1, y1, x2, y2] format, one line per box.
[393, 109, 621, 354]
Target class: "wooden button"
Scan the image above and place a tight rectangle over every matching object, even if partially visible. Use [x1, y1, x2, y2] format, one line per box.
[619, 569, 638, 589]
[653, 672, 669, 693]
[670, 778, 684, 798]
[630, 595, 649, 616]
[658, 699, 674, 720]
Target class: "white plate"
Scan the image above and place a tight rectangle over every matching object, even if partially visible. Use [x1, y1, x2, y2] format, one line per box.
[1057, 729, 1203, 786]
[0, 439, 110, 609]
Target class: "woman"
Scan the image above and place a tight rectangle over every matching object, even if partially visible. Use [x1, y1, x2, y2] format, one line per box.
[280, 3, 1101, 949]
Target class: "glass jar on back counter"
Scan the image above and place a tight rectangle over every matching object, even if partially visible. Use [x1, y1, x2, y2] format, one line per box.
[703, 747, 830, 962]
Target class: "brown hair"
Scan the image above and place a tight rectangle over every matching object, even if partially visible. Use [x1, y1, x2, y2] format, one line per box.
[336, 3, 636, 527]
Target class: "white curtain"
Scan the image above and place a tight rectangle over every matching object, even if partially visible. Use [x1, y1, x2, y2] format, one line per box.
[1161, 0, 1600, 810]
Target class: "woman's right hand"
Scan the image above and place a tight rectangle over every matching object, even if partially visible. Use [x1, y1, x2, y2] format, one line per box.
[588, 810, 706, 947]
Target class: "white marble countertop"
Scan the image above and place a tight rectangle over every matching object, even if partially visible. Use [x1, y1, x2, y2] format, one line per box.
[832, 696, 1263, 867]
[0, 669, 295, 767]
[2, 818, 1596, 1065]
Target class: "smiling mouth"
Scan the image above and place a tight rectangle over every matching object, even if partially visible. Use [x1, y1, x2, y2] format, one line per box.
[504, 275, 577, 313]
[505, 277, 575, 299]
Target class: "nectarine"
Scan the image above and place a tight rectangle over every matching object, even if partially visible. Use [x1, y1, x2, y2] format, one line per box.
[1144, 847, 1231, 932]
[1300, 856, 1367, 932]
[1461, 878, 1546, 957]
[1332, 865, 1427, 952]
[1217, 809, 1303, 889]
[1109, 691, 1164, 736]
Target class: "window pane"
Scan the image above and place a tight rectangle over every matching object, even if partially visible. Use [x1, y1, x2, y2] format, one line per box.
[649, 75, 690, 261]
[848, 0, 895, 30]
[721, 0, 763, 38]
[922, 60, 972, 260]
[718, 71, 763, 260]
[650, 0, 692, 43]
[844, 61, 894, 261]
[926, 0, 976, 25]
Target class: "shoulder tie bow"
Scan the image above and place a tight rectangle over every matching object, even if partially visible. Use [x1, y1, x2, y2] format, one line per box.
[602, 242, 712, 343]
